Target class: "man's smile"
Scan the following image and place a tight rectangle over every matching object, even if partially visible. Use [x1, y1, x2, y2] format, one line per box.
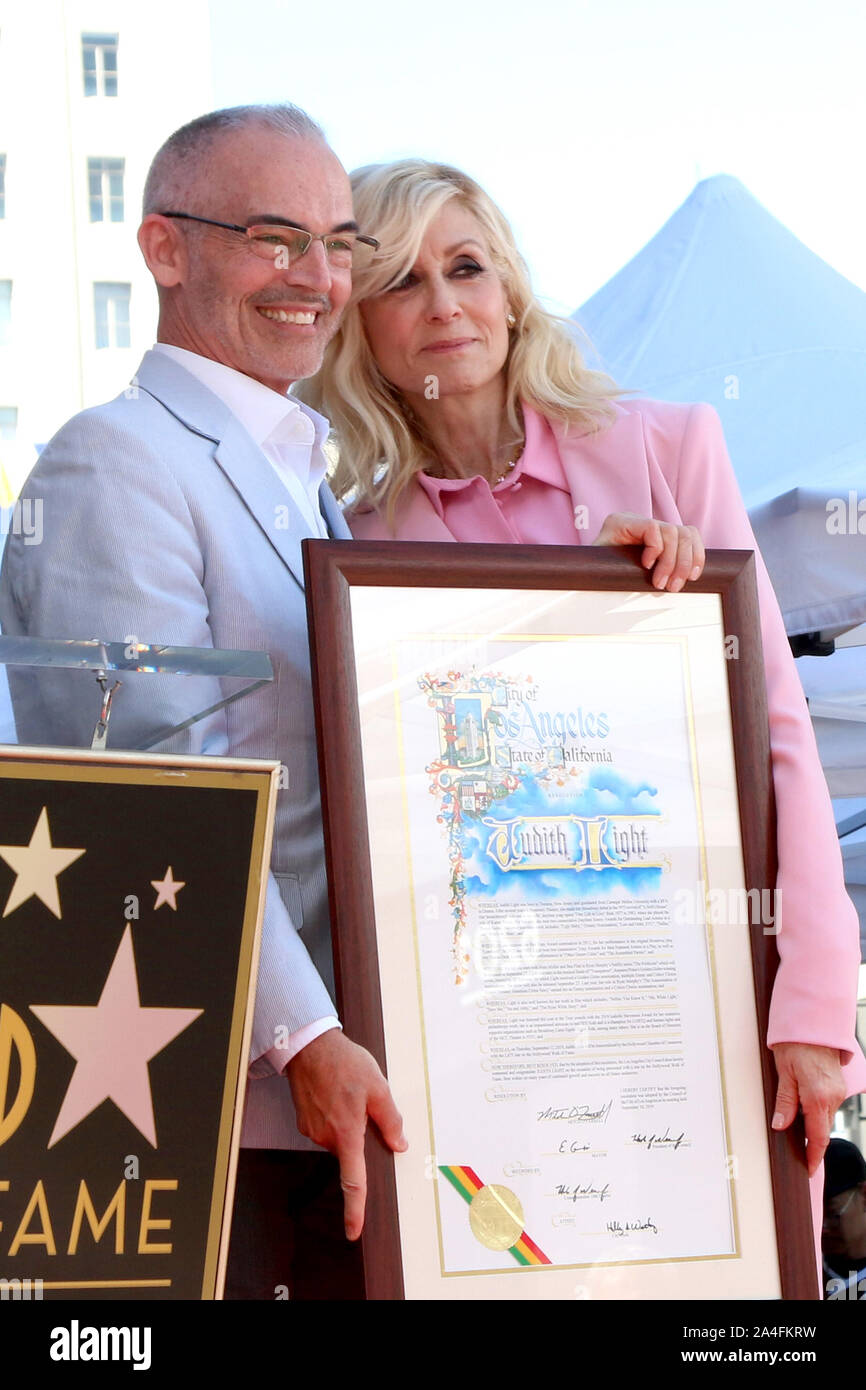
[256, 307, 319, 325]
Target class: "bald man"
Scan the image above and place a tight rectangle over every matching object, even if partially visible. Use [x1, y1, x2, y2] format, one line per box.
[0, 104, 405, 1299]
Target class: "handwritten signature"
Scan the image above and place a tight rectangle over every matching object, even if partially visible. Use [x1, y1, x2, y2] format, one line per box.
[537, 1099, 613, 1124]
[558, 1138, 591, 1154]
[631, 1128, 687, 1151]
[556, 1182, 611, 1204]
[607, 1217, 658, 1237]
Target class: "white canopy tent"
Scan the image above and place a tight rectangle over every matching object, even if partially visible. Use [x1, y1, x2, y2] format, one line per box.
[574, 173, 866, 949]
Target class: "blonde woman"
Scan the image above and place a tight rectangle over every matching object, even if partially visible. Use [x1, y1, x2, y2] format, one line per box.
[298, 158, 865, 1234]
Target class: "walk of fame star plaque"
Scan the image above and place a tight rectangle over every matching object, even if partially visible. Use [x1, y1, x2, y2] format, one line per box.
[0, 746, 279, 1299]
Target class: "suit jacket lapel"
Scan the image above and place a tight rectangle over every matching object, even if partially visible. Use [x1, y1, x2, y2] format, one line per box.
[134, 349, 319, 590]
[213, 420, 311, 587]
[318, 481, 351, 539]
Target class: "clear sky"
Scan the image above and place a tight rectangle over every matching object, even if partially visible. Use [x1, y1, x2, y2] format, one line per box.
[209, 0, 866, 316]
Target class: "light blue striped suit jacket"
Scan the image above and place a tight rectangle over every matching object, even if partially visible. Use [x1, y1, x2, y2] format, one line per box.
[0, 349, 351, 1149]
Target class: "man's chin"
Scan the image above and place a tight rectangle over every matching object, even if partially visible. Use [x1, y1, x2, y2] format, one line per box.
[242, 345, 328, 392]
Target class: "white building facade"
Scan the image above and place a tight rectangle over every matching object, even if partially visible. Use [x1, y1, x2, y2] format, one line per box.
[0, 0, 213, 497]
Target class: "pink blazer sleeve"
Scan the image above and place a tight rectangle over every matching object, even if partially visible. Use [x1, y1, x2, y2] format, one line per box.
[650, 402, 864, 1081]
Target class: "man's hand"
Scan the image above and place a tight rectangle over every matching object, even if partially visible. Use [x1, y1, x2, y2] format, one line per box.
[592, 513, 705, 592]
[771, 1041, 846, 1176]
[286, 1028, 407, 1239]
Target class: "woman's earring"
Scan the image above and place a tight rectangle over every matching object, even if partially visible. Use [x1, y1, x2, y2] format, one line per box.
[506, 310, 517, 328]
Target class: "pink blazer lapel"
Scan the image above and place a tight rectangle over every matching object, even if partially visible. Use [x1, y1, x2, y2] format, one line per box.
[349, 401, 673, 543]
[348, 482, 456, 541]
[546, 405, 657, 541]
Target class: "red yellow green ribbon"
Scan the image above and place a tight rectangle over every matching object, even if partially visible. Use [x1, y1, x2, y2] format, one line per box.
[439, 1164, 552, 1266]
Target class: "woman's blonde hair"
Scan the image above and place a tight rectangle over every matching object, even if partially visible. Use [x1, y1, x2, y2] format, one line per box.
[295, 159, 621, 520]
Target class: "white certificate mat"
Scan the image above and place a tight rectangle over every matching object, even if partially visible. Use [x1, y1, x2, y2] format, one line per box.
[350, 585, 781, 1300]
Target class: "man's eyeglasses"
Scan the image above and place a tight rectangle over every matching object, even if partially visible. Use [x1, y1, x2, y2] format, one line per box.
[160, 212, 379, 270]
[823, 1187, 859, 1228]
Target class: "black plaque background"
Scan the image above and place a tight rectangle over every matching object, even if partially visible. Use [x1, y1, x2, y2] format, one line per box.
[0, 770, 259, 1299]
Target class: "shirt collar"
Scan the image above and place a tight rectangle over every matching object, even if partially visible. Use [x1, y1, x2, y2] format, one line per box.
[152, 343, 330, 452]
[517, 404, 570, 489]
[416, 401, 569, 513]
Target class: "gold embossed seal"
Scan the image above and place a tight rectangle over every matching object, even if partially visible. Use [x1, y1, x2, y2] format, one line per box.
[468, 1184, 525, 1251]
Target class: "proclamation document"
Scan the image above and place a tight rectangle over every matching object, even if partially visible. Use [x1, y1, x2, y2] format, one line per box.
[349, 584, 779, 1300]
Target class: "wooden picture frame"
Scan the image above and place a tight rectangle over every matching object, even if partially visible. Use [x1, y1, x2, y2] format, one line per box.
[304, 540, 816, 1301]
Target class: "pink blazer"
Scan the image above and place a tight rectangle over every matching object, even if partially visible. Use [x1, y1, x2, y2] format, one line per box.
[350, 397, 866, 1093]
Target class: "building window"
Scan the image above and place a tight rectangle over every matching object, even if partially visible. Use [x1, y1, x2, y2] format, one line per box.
[94, 282, 130, 349]
[0, 408, 17, 441]
[0, 155, 5, 218]
[88, 158, 124, 222]
[0, 282, 11, 347]
[82, 33, 118, 97]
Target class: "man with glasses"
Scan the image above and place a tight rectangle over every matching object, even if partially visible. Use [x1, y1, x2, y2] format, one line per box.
[823, 1138, 866, 1298]
[0, 104, 405, 1299]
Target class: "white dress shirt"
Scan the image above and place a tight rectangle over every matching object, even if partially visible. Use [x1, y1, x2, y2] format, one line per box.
[153, 343, 331, 538]
[154, 343, 339, 1068]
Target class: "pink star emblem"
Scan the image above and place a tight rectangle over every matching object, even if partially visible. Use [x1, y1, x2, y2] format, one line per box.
[30, 925, 202, 1147]
[151, 866, 185, 911]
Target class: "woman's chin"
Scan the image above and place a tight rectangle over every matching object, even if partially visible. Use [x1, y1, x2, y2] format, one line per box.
[410, 369, 501, 402]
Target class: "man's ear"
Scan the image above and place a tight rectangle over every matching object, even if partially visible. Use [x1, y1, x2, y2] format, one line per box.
[138, 215, 187, 288]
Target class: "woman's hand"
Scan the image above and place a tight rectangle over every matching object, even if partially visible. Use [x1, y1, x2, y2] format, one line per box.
[771, 1042, 846, 1176]
[592, 513, 705, 592]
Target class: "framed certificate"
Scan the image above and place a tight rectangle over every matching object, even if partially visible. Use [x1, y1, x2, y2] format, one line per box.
[304, 540, 816, 1301]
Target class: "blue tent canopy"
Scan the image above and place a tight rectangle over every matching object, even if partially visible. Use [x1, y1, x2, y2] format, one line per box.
[574, 174, 866, 950]
[575, 174, 866, 510]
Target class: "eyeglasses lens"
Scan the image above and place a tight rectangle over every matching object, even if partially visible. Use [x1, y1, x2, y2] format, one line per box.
[246, 226, 375, 270]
